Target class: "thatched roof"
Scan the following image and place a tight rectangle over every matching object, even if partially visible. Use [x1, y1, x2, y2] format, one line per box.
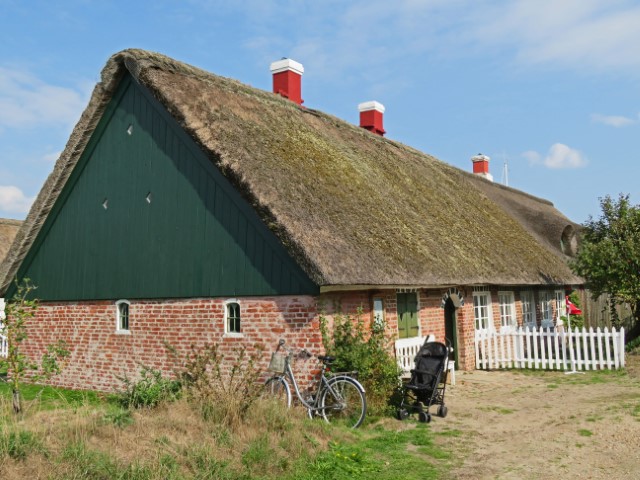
[0, 218, 22, 268]
[0, 49, 583, 295]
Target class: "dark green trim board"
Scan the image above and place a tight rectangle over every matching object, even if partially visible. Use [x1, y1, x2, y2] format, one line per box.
[13, 74, 318, 300]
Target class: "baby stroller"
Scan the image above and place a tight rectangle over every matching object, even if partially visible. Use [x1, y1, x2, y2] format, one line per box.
[396, 339, 450, 423]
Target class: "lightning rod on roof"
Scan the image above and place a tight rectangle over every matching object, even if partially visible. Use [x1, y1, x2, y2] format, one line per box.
[499, 151, 509, 187]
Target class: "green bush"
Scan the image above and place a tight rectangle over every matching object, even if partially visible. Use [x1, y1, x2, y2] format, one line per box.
[117, 365, 181, 409]
[625, 336, 640, 353]
[320, 307, 401, 415]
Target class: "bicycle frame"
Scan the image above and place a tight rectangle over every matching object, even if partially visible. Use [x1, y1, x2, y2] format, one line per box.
[270, 353, 362, 413]
[276, 354, 331, 414]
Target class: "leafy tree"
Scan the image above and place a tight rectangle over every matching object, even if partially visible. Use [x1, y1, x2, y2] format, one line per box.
[571, 194, 640, 330]
[2, 279, 69, 413]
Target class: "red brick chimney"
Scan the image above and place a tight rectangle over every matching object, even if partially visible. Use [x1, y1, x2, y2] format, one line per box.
[270, 58, 304, 105]
[471, 153, 493, 181]
[358, 101, 386, 136]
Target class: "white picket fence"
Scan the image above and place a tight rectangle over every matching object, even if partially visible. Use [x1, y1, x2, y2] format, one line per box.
[475, 326, 625, 371]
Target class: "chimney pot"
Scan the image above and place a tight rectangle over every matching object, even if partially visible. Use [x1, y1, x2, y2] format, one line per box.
[471, 153, 493, 181]
[358, 101, 386, 136]
[270, 58, 304, 105]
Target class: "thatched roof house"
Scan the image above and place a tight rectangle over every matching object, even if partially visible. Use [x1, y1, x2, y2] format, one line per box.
[0, 50, 586, 385]
[0, 49, 581, 296]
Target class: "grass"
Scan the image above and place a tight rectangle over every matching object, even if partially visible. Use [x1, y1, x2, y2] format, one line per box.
[578, 429, 593, 437]
[292, 423, 446, 480]
[479, 405, 515, 414]
[518, 367, 627, 385]
[0, 380, 103, 410]
[0, 383, 453, 479]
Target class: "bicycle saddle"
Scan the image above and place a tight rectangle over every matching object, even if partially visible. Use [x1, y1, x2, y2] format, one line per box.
[317, 355, 335, 364]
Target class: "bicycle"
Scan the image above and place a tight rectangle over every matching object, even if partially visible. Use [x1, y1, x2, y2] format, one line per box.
[263, 339, 367, 428]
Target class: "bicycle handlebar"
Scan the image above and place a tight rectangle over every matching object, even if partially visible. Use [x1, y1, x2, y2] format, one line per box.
[276, 340, 312, 359]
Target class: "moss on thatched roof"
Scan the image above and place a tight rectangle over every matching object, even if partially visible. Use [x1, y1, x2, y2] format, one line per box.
[0, 49, 582, 294]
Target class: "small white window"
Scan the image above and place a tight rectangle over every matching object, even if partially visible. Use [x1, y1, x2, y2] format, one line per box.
[498, 291, 516, 331]
[115, 300, 130, 334]
[539, 291, 553, 329]
[473, 290, 493, 331]
[521, 291, 536, 329]
[372, 298, 385, 329]
[224, 299, 242, 335]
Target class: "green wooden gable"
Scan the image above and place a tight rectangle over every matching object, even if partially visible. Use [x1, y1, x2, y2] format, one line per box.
[13, 75, 318, 301]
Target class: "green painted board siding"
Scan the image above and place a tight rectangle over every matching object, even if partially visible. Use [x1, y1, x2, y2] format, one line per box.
[397, 292, 419, 339]
[14, 75, 318, 301]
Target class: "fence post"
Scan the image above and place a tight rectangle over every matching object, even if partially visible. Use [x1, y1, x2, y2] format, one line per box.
[596, 328, 604, 370]
[574, 327, 583, 370]
[612, 327, 620, 369]
[553, 328, 562, 370]
[581, 327, 589, 371]
[533, 327, 540, 369]
[604, 327, 612, 369]
[620, 328, 626, 368]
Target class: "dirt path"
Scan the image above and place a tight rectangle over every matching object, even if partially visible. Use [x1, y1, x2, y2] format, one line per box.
[431, 354, 640, 479]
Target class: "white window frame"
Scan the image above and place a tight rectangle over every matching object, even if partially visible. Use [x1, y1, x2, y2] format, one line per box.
[521, 291, 536, 329]
[539, 291, 553, 329]
[115, 299, 131, 334]
[555, 290, 566, 326]
[224, 299, 242, 337]
[372, 297, 385, 330]
[473, 290, 493, 332]
[498, 291, 516, 332]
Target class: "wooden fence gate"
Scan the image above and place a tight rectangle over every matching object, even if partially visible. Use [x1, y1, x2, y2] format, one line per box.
[475, 326, 625, 371]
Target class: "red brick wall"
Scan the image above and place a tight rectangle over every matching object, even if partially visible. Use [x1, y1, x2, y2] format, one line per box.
[22, 286, 573, 391]
[24, 296, 321, 392]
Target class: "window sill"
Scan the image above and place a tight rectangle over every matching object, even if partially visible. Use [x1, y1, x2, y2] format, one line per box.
[224, 332, 244, 338]
[115, 330, 131, 335]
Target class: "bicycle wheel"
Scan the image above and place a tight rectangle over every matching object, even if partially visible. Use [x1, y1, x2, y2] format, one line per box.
[319, 377, 367, 428]
[263, 376, 292, 408]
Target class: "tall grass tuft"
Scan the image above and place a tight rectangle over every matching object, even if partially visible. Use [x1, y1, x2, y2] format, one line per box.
[173, 343, 265, 429]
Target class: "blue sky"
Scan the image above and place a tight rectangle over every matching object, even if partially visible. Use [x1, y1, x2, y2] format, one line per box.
[1, 0, 639, 223]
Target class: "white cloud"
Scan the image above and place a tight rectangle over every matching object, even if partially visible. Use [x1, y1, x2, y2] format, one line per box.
[0, 186, 34, 214]
[466, 0, 640, 73]
[0, 67, 88, 130]
[522, 144, 587, 169]
[591, 113, 635, 127]
[235, 0, 640, 81]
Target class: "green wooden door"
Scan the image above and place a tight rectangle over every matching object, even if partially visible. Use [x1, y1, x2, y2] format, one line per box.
[397, 292, 419, 339]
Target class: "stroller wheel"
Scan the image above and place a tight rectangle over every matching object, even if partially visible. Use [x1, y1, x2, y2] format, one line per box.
[396, 408, 409, 421]
[437, 405, 448, 418]
[418, 412, 432, 423]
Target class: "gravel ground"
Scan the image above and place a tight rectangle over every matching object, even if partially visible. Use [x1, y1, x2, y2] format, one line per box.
[430, 353, 640, 479]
